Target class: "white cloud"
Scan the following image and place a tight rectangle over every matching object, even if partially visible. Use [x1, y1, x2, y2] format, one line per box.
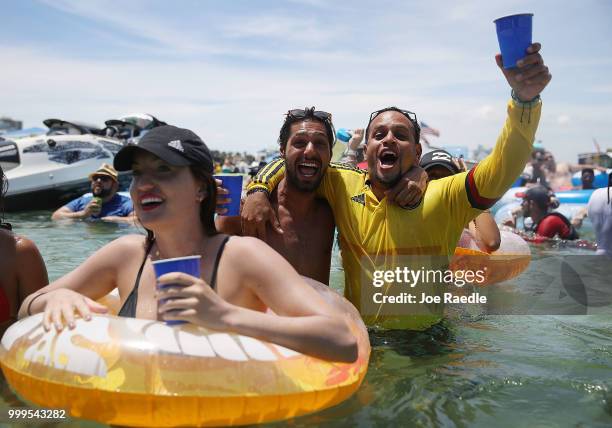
[2, 0, 611, 164]
[477, 105, 495, 119]
[557, 115, 570, 125]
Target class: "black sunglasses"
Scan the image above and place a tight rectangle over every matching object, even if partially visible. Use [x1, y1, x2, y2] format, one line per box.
[287, 108, 332, 122]
[365, 107, 421, 144]
[92, 175, 113, 183]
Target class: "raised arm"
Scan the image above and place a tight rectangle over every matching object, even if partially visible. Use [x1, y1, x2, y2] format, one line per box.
[448, 43, 550, 226]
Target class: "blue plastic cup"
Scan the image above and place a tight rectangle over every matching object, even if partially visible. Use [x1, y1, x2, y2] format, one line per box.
[215, 175, 243, 216]
[152, 255, 201, 325]
[336, 128, 352, 143]
[494, 13, 533, 69]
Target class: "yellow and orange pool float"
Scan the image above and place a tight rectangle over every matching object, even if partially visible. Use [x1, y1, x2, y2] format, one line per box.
[451, 229, 531, 286]
[0, 284, 369, 427]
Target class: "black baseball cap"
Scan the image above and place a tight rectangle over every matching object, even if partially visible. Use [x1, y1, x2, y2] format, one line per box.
[114, 125, 214, 173]
[419, 149, 460, 175]
[517, 186, 551, 208]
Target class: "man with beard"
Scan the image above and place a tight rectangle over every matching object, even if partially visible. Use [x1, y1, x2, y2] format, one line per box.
[243, 43, 551, 331]
[52, 163, 134, 223]
[216, 108, 425, 285]
[217, 109, 335, 283]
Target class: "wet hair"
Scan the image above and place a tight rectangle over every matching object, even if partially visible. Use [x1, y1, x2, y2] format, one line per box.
[278, 107, 335, 154]
[188, 165, 218, 236]
[365, 107, 421, 145]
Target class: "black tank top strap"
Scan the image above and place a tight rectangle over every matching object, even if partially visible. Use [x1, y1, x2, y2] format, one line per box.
[118, 237, 156, 318]
[210, 235, 231, 290]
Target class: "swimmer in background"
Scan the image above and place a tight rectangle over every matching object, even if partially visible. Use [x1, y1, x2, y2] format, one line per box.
[419, 149, 501, 252]
[503, 185, 579, 241]
[20, 126, 358, 363]
[0, 164, 48, 335]
[52, 163, 135, 223]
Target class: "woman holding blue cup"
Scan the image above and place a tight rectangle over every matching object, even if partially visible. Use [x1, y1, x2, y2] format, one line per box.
[19, 125, 358, 363]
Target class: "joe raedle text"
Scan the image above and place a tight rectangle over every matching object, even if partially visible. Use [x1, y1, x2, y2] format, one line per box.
[370, 266, 488, 306]
[372, 291, 487, 304]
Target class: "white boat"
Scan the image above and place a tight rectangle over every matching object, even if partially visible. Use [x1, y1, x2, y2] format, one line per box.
[104, 113, 167, 144]
[0, 119, 129, 211]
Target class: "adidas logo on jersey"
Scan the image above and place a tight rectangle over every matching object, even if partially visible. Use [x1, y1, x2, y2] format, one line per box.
[168, 140, 184, 152]
[351, 193, 365, 206]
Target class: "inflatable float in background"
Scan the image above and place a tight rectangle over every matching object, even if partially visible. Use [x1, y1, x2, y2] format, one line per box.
[452, 229, 531, 286]
[0, 287, 370, 427]
[571, 169, 611, 189]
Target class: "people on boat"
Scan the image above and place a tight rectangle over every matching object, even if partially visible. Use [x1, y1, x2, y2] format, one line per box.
[51, 163, 134, 223]
[241, 43, 551, 330]
[0, 164, 48, 335]
[20, 126, 358, 363]
[419, 149, 501, 252]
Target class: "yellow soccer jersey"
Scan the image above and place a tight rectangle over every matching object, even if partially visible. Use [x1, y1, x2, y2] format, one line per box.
[249, 100, 541, 330]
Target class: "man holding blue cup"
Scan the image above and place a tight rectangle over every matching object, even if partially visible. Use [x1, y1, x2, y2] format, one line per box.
[238, 32, 552, 330]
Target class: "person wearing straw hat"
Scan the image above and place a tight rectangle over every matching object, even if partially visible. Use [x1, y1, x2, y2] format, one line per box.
[52, 163, 134, 223]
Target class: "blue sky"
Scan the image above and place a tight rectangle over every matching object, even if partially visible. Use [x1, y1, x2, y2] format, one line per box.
[1, 0, 611, 161]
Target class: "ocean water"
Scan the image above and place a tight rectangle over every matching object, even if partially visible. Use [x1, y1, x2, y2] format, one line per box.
[1, 211, 611, 428]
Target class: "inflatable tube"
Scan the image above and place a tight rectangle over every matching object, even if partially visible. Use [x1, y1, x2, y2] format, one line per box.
[554, 189, 594, 205]
[0, 295, 370, 427]
[571, 169, 611, 189]
[96, 288, 121, 315]
[451, 230, 531, 286]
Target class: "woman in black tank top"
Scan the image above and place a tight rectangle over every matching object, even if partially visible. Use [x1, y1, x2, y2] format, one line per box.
[19, 126, 357, 363]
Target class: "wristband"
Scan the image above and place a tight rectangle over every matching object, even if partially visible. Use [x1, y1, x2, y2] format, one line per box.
[511, 89, 540, 106]
[246, 187, 270, 197]
[27, 292, 47, 316]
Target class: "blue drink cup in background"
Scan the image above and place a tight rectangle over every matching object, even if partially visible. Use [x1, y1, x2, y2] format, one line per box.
[152, 255, 201, 325]
[494, 13, 533, 69]
[336, 128, 352, 143]
[215, 175, 243, 216]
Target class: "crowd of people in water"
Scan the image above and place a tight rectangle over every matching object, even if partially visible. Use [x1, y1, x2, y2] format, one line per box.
[1, 42, 611, 361]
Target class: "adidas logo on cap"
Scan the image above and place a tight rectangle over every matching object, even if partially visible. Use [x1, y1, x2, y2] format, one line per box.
[168, 140, 184, 152]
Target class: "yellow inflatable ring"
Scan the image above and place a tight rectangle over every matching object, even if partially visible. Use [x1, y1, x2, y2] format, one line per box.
[452, 229, 531, 286]
[0, 289, 369, 427]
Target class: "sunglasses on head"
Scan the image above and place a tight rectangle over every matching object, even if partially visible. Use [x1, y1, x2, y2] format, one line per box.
[92, 175, 113, 183]
[286, 107, 332, 122]
[365, 107, 421, 144]
[280, 107, 336, 150]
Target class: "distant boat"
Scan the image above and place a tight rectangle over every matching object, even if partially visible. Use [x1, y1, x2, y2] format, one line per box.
[1, 119, 129, 211]
[1, 127, 46, 139]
